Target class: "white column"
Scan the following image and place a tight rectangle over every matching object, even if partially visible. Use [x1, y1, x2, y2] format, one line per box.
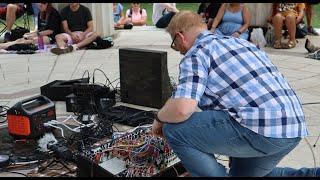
[53, 3, 115, 37]
[246, 3, 272, 27]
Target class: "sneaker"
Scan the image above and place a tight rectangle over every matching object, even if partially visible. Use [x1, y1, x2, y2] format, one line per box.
[50, 45, 73, 55]
[4, 31, 11, 42]
[308, 26, 319, 36]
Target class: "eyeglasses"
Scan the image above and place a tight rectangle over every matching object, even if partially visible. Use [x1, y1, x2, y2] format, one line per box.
[170, 31, 182, 51]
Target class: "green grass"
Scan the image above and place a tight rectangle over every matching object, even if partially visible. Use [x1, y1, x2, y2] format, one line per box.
[1, 3, 320, 31]
[312, 4, 320, 28]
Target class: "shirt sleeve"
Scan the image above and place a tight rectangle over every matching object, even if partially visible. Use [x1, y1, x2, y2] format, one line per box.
[60, 7, 67, 21]
[296, 3, 305, 12]
[125, 9, 130, 18]
[142, 9, 147, 18]
[172, 54, 208, 101]
[84, 6, 92, 22]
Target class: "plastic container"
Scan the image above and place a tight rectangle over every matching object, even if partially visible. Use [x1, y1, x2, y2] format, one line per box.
[38, 35, 44, 50]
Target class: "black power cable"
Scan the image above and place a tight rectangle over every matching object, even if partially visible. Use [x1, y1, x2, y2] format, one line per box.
[0, 105, 10, 123]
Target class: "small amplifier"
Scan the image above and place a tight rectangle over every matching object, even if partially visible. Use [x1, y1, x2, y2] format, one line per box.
[40, 78, 89, 101]
[65, 83, 116, 114]
[7, 95, 56, 139]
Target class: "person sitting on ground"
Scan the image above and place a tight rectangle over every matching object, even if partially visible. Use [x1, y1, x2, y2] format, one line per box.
[268, 3, 305, 49]
[305, 3, 319, 36]
[0, 3, 24, 42]
[305, 38, 320, 53]
[211, 3, 250, 40]
[152, 10, 319, 177]
[50, 3, 98, 55]
[125, 3, 147, 27]
[113, 3, 132, 30]
[197, 3, 222, 30]
[22, 3, 61, 46]
[152, 3, 179, 28]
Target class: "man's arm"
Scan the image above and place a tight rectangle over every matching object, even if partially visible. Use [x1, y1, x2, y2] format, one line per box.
[62, 20, 73, 35]
[157, 98, 198, 123]
[84, 20, 94, 35]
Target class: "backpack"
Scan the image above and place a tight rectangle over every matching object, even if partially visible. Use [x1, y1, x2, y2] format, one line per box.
[9, 27, 30, 41]
[86, 37, 114, 50]
[296, 22, 308, 39]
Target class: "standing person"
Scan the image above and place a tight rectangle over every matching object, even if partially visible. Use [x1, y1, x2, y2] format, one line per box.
[23, 3, 61, 45]
[211, 3, 250, 40]
[305, 3, 319, 36]
[152, 11, 319, 177]
[152, 3, 179, 28]
[0, 3, 24, 42]
[50, 3, 98, 55]
[125, 3, 147, 26]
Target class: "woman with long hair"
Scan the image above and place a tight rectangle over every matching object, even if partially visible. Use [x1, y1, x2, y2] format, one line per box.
[23, 3, 61, 45]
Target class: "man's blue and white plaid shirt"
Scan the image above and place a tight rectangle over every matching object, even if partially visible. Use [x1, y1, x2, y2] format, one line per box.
[172, 30, 308, 138]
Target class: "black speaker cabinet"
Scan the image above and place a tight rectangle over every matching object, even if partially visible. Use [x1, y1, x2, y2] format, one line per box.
[119, 48, 172, 109]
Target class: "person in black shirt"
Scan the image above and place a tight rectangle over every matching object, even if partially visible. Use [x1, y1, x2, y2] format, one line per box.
[23, 3, 61, 44]
[51, 3, 98, 55]
[197, 3, 221, 30]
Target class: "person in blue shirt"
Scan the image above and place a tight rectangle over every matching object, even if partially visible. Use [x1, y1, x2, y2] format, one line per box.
[211, 3, 250, 40]
[152, 11, 319, 177]
[113, 3, 132, 30]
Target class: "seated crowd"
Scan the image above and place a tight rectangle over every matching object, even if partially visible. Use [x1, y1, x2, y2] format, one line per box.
[0, 3, 319, 55]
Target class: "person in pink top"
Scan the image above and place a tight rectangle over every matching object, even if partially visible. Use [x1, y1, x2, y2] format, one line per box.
[125, 3, 147, 26]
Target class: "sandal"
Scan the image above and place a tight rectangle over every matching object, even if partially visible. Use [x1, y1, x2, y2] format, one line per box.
[273, 39, 282, 49]
[282, 40, 296, 49]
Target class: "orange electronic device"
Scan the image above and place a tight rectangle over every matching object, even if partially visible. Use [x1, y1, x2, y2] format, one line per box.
[7, 95, 56, 139]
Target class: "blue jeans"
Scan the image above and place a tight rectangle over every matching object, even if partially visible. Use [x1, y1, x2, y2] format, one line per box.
[163, 110, 318, 177]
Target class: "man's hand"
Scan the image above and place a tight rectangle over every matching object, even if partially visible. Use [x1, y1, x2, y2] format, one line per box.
[232, 31, 240, 38]
[71, 32, 80, 43]
[152, 120, 164, 137]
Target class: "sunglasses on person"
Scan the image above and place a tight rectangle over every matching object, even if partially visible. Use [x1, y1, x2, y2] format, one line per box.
[170, 31, 182, 51]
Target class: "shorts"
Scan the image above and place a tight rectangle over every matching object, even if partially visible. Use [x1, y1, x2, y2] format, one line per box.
[0, 4, 24, 20]
[60, 31, 93, 45]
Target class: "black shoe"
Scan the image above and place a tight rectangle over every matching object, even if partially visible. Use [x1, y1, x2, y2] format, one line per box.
[308, 26, 319, 36]
[4, 31, 11, 42]
[50, 45, 73, 55]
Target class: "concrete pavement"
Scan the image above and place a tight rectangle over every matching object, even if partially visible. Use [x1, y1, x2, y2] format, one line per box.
[0, 26, 319, 175]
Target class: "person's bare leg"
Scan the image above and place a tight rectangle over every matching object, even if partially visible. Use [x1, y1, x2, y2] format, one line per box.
[272, 13, 284, 42]
[305, 4, 312, 28]
[73, 32, 99, 49]
[5, 4, 18, 31]
[55, 34, 68, 49]
[0, 38, 32, 50]
[285, 14, 296, 42]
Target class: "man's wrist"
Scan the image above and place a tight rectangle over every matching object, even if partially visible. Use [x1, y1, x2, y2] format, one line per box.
[236, 30, 242, 34]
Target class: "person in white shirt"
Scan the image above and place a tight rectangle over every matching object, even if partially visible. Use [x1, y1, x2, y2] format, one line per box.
[152, 3, 179, 28]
